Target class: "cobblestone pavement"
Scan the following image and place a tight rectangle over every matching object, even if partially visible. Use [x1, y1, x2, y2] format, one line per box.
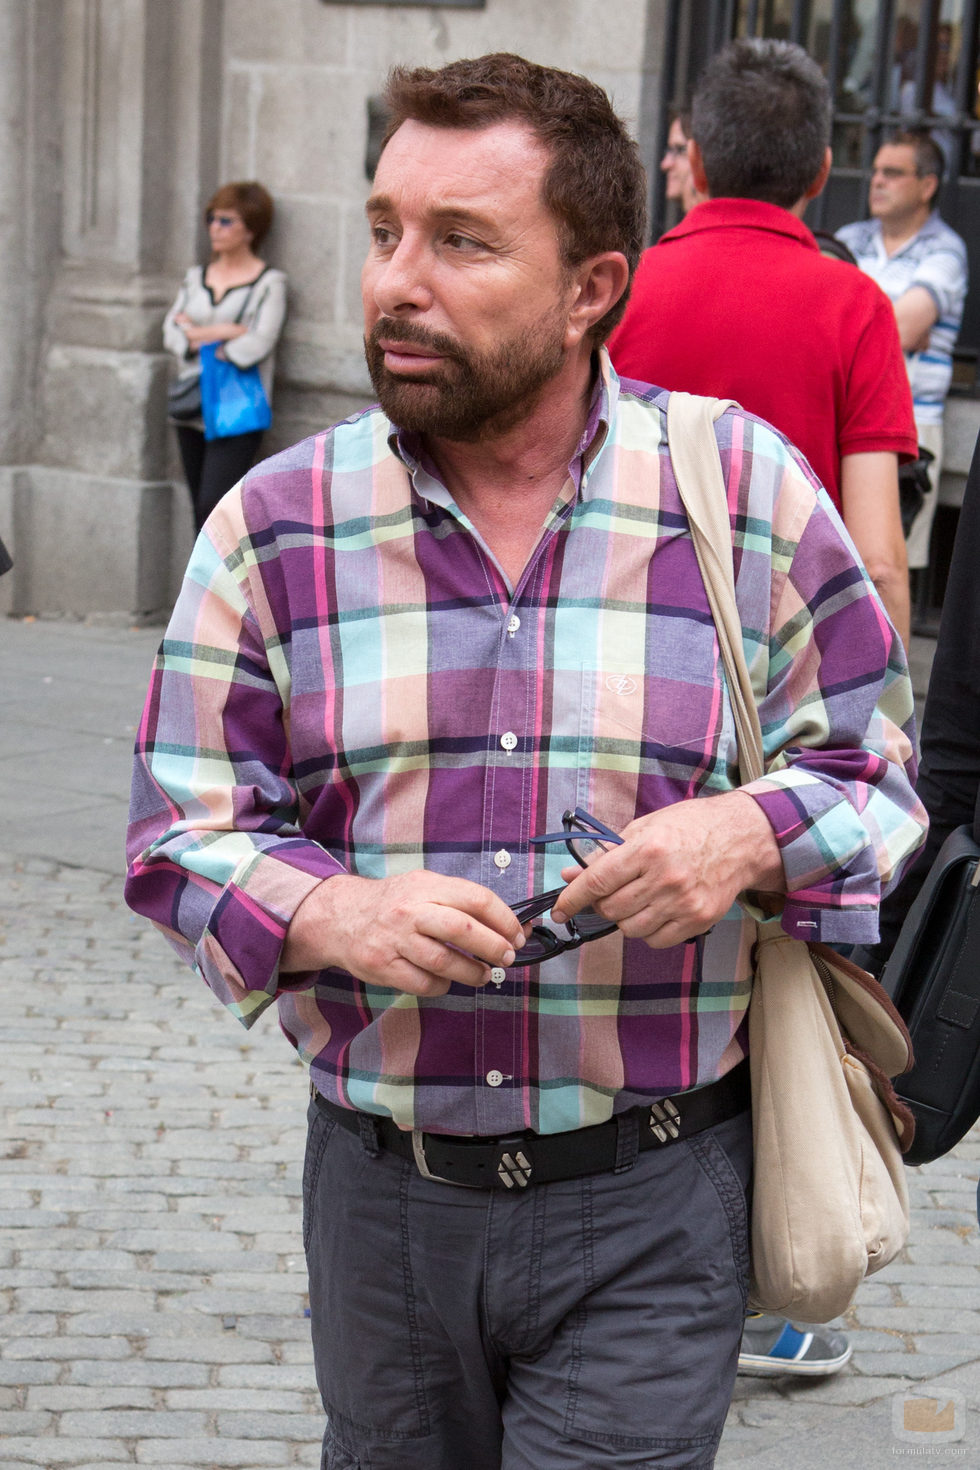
[1, 618, 978, 1469]
[1, 855, 319, 1469]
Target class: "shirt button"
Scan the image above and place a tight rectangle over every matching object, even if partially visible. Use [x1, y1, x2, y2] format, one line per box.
[493, 849, 512, 871]
[486, 1069, 504, 1087]
[500, 731, 518, 751]
[507, 614, 521, 636]
[489, 967, 506, 985]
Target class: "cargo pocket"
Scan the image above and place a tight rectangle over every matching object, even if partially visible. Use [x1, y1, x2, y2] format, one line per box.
[303, 1099, 337, 1254]
[688, 1113, 752, 1312]
[307, 1129, 431, 1440]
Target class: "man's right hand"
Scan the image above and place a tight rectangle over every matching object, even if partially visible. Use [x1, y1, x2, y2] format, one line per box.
[281, 871, 526, 996]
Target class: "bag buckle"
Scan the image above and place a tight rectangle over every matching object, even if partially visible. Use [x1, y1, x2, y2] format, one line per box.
[648, 1097, 681, 1144]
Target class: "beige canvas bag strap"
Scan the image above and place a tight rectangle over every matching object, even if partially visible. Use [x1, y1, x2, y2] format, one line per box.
[664, 391, 765, 786]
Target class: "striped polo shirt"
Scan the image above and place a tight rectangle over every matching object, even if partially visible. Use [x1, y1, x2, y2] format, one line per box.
[837, 212, 968, 425]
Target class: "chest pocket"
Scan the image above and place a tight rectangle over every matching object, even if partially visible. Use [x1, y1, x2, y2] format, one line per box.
[582, 629, 729, 807]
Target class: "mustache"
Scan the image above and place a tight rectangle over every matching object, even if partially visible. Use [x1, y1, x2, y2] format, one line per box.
[368, 319, 464, 361]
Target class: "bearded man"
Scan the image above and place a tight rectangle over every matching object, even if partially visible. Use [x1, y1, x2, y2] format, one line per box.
[126, 53, 925, 1470]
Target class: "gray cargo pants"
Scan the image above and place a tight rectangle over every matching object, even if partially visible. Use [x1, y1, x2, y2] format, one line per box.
[303, 1100, 752, 1470]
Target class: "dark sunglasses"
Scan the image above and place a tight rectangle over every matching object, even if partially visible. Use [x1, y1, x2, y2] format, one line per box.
[507, 808, 624, 967]
[207, 212, 239, 227]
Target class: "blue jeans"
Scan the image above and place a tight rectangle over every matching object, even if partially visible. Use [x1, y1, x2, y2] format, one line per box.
[303, 1100, 752, 1470]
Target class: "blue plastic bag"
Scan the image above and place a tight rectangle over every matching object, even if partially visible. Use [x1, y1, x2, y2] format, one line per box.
[199, 342, 272, 441]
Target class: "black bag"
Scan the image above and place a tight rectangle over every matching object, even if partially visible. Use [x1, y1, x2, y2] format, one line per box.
[881, 823, 980, 1165]
[167, 373, 202, 422]
[898, 445, 934, 537]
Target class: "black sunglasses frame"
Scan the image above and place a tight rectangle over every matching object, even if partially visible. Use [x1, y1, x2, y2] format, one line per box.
[507, 808, 625, 967]
[507, 887, 618, 968]
[528, 807, 624, 868]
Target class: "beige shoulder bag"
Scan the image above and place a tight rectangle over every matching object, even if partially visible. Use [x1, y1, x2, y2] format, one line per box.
[666, 390, 915, 1323]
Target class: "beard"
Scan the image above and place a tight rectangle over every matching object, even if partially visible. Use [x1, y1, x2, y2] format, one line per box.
[364, 309, 568, 442]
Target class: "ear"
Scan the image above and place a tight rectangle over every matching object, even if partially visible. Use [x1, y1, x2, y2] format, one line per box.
[689, 140, 710, 198]
[804, 146, 833, 201]
[563, 253, 631, 348]
[921, 171, 940, 205]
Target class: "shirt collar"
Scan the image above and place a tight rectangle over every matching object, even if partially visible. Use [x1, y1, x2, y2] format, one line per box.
[388, 349, 616, 507]
[662, 196, 820, 252]
[870, 210, 943, 259]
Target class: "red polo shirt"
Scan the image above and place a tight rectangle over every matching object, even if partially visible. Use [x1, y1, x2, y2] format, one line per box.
[608, 198, 917, 509]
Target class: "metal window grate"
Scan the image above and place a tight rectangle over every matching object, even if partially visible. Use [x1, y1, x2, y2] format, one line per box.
[320, 1, 484, 7]
[664, 0, 980, 355]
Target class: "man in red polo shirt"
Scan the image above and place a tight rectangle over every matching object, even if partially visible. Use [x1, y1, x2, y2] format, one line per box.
[609, 38, 916, 645]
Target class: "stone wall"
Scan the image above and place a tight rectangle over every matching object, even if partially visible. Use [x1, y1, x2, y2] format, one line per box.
[219, 0, 665, 451]
[11, 0, 973, 624]
[0, 0, 668, 619]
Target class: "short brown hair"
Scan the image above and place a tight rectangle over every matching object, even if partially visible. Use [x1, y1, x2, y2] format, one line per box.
[692, 39, 829, 209]
[668, 104, 693, 138]
[887, 129, 945, 186]
[205, 181, 275, 249]
[380, 53, 647, 341]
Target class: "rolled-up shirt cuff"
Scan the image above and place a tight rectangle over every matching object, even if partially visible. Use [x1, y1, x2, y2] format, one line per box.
[739, 780, 883, 944]
[196, 842, 349, 1024]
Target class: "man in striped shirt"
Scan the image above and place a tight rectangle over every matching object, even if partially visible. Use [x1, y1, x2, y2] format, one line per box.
[126, 53, 926, 1470]
[838, 130, 968, 571]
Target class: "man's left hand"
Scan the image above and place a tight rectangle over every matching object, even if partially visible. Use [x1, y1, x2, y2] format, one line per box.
[550, 792, 784, 949]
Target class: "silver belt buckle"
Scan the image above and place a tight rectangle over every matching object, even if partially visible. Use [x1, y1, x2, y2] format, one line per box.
[411, 1129, 481, 1188]
[496, 1148, 533, 1188]
[648, 1097, 682, 1144]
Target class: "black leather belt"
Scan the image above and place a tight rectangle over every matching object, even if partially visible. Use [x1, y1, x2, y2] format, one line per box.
[312, 1059, 749, 1190]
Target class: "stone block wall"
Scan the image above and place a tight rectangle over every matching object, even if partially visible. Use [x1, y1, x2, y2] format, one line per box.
[2, 0, 667, 618]
[221, 0, 662, 452]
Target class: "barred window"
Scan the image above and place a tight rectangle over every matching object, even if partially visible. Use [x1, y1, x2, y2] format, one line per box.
[665, 0, 980, 364]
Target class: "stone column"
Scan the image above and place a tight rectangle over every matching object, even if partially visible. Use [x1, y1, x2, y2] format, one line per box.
[16, 0, 222, 618]
[0, 1, 64, 613]
[0, 2, 31, 467]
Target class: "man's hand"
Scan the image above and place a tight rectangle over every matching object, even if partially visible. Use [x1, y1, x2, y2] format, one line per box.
[282, 871, 526, 996]
[551, 792, 784, 949]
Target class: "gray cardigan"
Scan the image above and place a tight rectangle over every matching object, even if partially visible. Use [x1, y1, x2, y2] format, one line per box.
[163, 264, 288, 426]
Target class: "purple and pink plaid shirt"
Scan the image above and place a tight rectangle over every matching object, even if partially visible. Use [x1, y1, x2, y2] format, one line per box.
[125, 354, 925, 1136]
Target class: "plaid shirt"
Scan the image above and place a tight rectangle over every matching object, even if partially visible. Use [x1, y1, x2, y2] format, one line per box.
[126, 353, 925, 1136]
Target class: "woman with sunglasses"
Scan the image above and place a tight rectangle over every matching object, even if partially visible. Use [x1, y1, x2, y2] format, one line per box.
[661, 106, 700, 216]
[163, 181, 287, 532]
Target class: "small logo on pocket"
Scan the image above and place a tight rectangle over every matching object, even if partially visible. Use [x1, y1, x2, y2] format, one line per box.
[892, 1391, 966, 1445]
[605, 674, 638, 697]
